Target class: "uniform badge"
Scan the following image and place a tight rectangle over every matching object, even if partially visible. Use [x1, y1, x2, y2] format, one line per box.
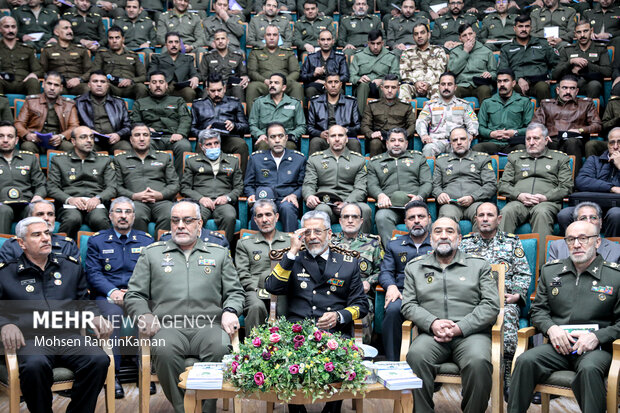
[204, 267, 212, 274]
[551, 287, 559, 296]
[0, 169, 3, 174]
[262, 169, 269, 177]
[599, 293, 606, 301]
[54, 279, 62, 286]
[459, 276, 466, 281]
[8, 188, 20, 199]
[20, 169, 27, 175]
[322, 194, 331, 203]
[546, 165, 551, 170]
[400, 254, 407, 263]
[199, 167, 204, 173]
[427, 275, 434, 284]
[259, 190, 267, 198]
[446, 169, 452, 175]
[26, 285, 34, 293]
[69, 175, 76, 180]
[522, 171, 528, 177]
[470, 164, 476, 172]
[164, 266, 172, 273]
[383, 167, 389, 174]
[344, 255, 353, 262]
[131, 247, 142, 254]
[92, 169, 98, 175]
[300, 281, 308, 289]
[592, 280, 598, 286]
[105, 264, 112, 271]
[253, 253, 261, 261]
[359, 260, 368, 271]
[322, 161, 328, 169]
[330, 285, 336, 291]
[514, 247, 525, 258]
[53, 272, 61, 279]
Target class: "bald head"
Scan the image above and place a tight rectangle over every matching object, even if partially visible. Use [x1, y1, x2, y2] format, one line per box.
[565, 221, 600, 265]
[327, 125, 348, 153]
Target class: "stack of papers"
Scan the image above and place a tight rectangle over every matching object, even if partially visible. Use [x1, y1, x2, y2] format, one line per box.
[374, 361, 422, 390]
[187, 362, 224, 389]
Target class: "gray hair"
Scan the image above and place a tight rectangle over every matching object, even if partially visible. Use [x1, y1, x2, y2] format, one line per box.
[16, 217, 48, 239]
[526, 122, 548, 137]
[0, 15, 16, 25]
[339, 202, 362, 216]
[264, 24, 280, 36]
[26, 199, 55, 217]
[572, 201, 603, 225]
[198, 129, 221, 146]
[171, 200, 201, 218]
[608, 127, 620, 138]
[110, 196, 135, 211]
[254, 199, 278, 214]
[301, 210, 331, 229]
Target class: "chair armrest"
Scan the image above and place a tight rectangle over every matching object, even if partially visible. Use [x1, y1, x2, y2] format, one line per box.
[512, 326, 536, 374]
[354, 319, 364, 345]
[491, 309, 505, 373]
[497, 195, 506, 201]
[607, 339, 620, 413]
[376, 285, 385, 292]
[5, 349, 19, 391]
[268, 294, 277, 322]
[231, 330, 240, 352]
[399, 320, 413, 362]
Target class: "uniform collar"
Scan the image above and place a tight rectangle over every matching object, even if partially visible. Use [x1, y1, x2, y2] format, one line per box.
[253, 230, 287, 244]
[400, 233, 432, 248]
[445, 150, 474, 162]
[127, 148, 158, 159]
[421, 249, 468, 270]
[556, 254, 605, 280]
[519, 147, 553, 160]
[163, 237, 210, 254]
[325, 147, 351, 160]
[17, 253, 60, 274]
[68, 150, 97, 162]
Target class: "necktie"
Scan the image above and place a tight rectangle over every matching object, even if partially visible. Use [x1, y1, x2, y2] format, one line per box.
[316, 256, 326, 275]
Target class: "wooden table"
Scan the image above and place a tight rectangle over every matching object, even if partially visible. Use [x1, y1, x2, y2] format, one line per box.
[178, 368, 413, 413]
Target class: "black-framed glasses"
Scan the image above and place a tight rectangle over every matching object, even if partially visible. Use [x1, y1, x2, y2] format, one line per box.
[304, 228, 328, 236]
[171, 217, 200, 225]
[565, 235, 598, 245]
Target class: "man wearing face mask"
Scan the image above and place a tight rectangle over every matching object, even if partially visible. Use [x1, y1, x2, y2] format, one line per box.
[181, 129, 243, 243]
[379, 200, 433, 360]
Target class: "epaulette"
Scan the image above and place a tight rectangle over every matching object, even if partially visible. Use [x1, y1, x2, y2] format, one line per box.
[232, 49, 243, 55]
[65, 236, 74, 242]
[0, 262, 4, 269]
[292, 150, 304, 156]
[223, 152, 238, 158]
[26, 95, 38, 99]
[209, 230, 225, 239]
[205, 242, 226, 249]
[349, 151, 364, 157]
[310, 94, 321, 100]
[505, 232, 517, 238]
[251, 150, 265, 155]
[334, 51, 344, 55]
[611, 96, 620, 101]
[511, 149, 524, 153]
[61, 96, 74, 102]
[466, 254, 486, 261]
[228, 96, 240, 101]
[368, 99, 380, 104]
[280, 47, 293, 51]
[310, 151, 324, 157]
[365, 233, 380, 241]
[410, 255, 425, 263]
[545, 259, 562, 265]
[92, 232, 100, 236]
[343, 95, 357, 101]
[409, 150, 423, 155]
[541, 98, 554, 103]
[604, 261, 620, 270]
[550, 149, 568, 155]
[44, 42, 56, 48]
[369, 153, 385, 161]
[96, 152, 109, 157]
[146, 241, 166, 248]
[187, 153, 198, 158]
[462, 233, 474, 239]
[437, 153, 449, 158]
[578, 97, 592, 101]
[474, 151, 488, 156]
[116, 151, 127, 156]
[67, 256, 78, 264]
[18, 150, 35, 155]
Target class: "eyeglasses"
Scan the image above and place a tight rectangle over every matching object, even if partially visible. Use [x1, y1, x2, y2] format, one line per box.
[341, 214, 361, 220]
[170, 217, 200, 225]
[577, 215, 599, 222]
[304, 228, 328, 236]
[564, 235, 598, 245]
[113, 209, 134, 214]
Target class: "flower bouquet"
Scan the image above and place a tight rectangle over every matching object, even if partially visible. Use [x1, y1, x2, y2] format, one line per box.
[224, 317, 369, 402]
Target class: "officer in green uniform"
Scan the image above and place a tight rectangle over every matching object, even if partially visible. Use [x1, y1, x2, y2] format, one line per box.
[246, 25, 303, 113]
[130, 71, 192, 176]
[247, 0, 293, 48]
[125, 200, 244, 413]
[47, 126, 116, 239]
[303, 125, 372, 233]
[113, 124, 180, 234]
[402, 217, 500, 413]
[478, 2, 517, 52]
[386, 0, 431, 56]
[338, 0, 382, 57]
[349, 30, 400, 115]
[0, 122, 47, 234]
[292, 0, 335, 55]
[530, 0, 577, 49]
[62, 0, 106, 52]
[431, 0, 478, 49]
[40, 19, 91, 95]
[432, 127, 497, 226]
[116, 0, 157, 51]
[92, 26, 149, 100]
[12, 0, 59, 51]
[180, 130, 243, 243]
[203, 0, 246, 51]
[156, 0, 207, 52]
[498, 123, 574, 258]
[199, 30, 248, 101]
[582, 0, 620, 49]
[332, 202, 383, 343]
[296, 0, 335, 15]
[235, 199, 290, 332]
[0, 16, 43, 96]
[508, 221, 620, 413]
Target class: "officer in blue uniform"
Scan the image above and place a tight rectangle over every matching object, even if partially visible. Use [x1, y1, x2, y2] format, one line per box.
[85, 197, 153, 398]
[379, 200, 433, 360]
[244, 122, 306, 232]
[0, 217, 111, 413]
[0, 199, 79, 262]
[265, 210, 368, 413]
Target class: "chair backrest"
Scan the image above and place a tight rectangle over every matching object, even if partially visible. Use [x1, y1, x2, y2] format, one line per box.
[545, 235, 563, 263]
[14, 99, 25, 119]
[490, 263, 506, 310]
[77, 231, 96, 266]
[517, 233, 540, 303]
[391, 229, 408, 239]
[607, 237, 620, 244]
[240, 229, 257, 239]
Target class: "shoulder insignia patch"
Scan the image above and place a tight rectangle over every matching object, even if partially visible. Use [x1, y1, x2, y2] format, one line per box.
[67, 256, 78, 263]
[64, 236, 74, 242]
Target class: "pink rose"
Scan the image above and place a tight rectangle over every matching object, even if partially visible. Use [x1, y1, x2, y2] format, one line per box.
[347, 371, 356, 381]
[254, 372, 265, 386]
[313, 330, 323, 341]
[324, 362, 334, 372]
[269, 326, 279, 333]
[289, 364, 299, 374]
[326, 339, 338, 350]
[269, 333, 281, 343]
[252, 337, 262, 347]
[292, 323, 303, 333]
[231, 361, 239, 374]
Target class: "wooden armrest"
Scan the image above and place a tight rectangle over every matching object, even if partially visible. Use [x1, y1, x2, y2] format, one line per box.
[353, 319, 363, 345]
[399, 320, 413, 362]
[367, 197, 376, 202]
[427, 198, 436, 203]
[609, 339, 620, 413]
[268, 294, 277, 322]
[5, 349, 19, 390]
[512, 326, 536, 374]
[497, 195, 507, 201]
[231, 330, 240, 352]
[376, 285, 385, 292]
[239, 197, 247, 202]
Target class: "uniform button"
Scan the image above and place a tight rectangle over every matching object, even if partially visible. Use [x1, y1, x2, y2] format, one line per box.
[326, 291, 331, 295]
[312, 306, 316, 310]
[327, 307, 331, 311]
[313, 290, 316, 294]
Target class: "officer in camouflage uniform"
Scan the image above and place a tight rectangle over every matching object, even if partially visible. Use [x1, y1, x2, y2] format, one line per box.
[478, 1, 517, 52]
[247, 0, 293, 49]
[338, 0, 382, 56]
[0, 122, 46, 234]
[431, 0, 478, 49]
[62, 0, 106, 52]
[399, 22, 448, 100]
[415, 72, 479, 157]
[332, 202, 383, 343]
[203, 0, 245, 51]
[292, 0, 335, 54]
[498, 123, 574, 259]
[12, 0, 59, 51]
[199, 29, 248, 101]
[47, 126, 116, 239]
[115, 1, 157, 51]
[386, 0, 430, 57]
[303, 125, 372, 233]
[92, 26, 149, 100]
[156, 0, 207, 52]
[0, 16, 42, 96]
[432, 127, 497, 226]
[460, 202, 531, 389]
[530, 0, 577, 50]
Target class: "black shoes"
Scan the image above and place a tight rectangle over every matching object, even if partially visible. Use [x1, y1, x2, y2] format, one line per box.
[150, 382, 156, 395]
[532, 392, 558, 404]
[115, 378, 125, 399]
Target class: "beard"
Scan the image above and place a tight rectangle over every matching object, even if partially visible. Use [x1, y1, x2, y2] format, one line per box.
[305, 239, 328, 256]
[432, 240, 457, 257]
[570, 245, 597, 264]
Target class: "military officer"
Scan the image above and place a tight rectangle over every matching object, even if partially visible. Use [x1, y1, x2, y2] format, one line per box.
[431, 0, 478, 50]
[245, 122, 305, 232]
[40, 19, 91, 96]
[0, 16, 42, 96]
[125, 200, 244, 413]
[361, 76, 417, 156]
[85, 197, 153, 398]
[478, 0, 517, 51]
[92, 26, 149, 100]
[295, 0, 335, 15]
[180, 130, 243, 243]
[459, 202, 531, 390]
[247, 0, 293, 49]
[12, 0, 59, 51]
[299, 29, 349, 99]
[379, 200, 433, 360]
[386, 0, 431, 56]
[114, 124, 180, 234]
[203, 0, 246, 51]
[508, 221, 620, 413]
[582, 0, 620, 48]
[246, 25, 303, 114]
[198, 30, 248, 101]
[403, 217, 500, 413]
[156, 0, 207, 52]
[253, 0, 295, 13]
[399, 22, 448, 100]
[349, 30, 400, 114]
[47, 126, 116, 239]
[130, 71, 193, 176]
[292, 0, 335, 54]
[0, 122, 46, 234]
[235, 199, 291, 332]
[62, 0, 106, 52]
[415, 72, 479, 157]
[0, 217, 112, 413]
[332, 202, 383, 343]
[116, 0, 157, 51]
[338, 0, 382, 57]
[368, 129, 432, 247]
[432, 127, 497, 226]
[303, 125, 372, 233]
[530, 0, 577, 50]
[498, 123, 574, 259]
